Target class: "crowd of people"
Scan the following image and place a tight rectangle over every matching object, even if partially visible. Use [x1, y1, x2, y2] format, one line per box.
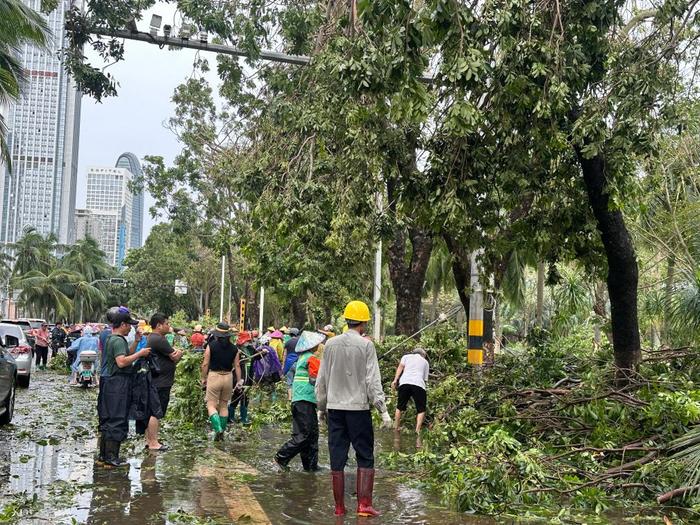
[68, 299, 431, 519]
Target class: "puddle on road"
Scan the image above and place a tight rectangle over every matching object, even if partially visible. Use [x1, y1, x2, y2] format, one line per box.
[0, 373, 485, 525]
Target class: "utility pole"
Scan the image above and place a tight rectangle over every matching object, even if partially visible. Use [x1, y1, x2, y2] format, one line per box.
[467, 251, 484, 366]
[258, 287, 265, 334]
[372, 192, 383, 341]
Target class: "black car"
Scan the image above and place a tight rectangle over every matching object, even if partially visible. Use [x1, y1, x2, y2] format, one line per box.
[0, 334, 17, 425]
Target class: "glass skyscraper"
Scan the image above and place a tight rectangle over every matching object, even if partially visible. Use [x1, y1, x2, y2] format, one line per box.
[0, 0, 82, 246]
[84, 166, 133, 268]
[115, 152, 144, 248]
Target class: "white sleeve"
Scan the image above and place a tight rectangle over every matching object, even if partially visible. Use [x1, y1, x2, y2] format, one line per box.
[315, 348, 329, 412]
[365, 342, 387, 414]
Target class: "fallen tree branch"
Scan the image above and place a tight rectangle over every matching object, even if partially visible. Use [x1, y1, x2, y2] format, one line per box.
[603, 451, 658, 475]
[549, 445, 658, 461]
[657, 484, 700, 504]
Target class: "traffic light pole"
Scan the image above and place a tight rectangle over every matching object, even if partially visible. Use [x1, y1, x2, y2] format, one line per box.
[91, 29, 312, 66]
[89, 28, 434, 83]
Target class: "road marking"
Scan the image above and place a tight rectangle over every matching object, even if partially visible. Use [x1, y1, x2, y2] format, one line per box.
[197, 449, 270, 524]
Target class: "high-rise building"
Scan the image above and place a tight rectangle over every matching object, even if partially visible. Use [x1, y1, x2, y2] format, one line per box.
[82, 166, 133, 268]
[0, 0, 82, 246]
[115, 152, 144, 248]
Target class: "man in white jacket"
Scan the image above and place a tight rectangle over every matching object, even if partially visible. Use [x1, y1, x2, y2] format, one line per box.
[316, 300, 392, 518]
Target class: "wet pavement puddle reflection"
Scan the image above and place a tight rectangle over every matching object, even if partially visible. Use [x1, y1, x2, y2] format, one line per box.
[0, 373, 488, 524]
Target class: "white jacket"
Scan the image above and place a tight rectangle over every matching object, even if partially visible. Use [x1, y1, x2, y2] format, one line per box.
[315, 329, 387, 413]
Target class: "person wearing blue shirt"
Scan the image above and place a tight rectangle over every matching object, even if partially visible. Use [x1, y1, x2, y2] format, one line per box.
[69, 326, 99, 384]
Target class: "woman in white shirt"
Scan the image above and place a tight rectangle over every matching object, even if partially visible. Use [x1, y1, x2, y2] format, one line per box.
[390, 347, 429, 432]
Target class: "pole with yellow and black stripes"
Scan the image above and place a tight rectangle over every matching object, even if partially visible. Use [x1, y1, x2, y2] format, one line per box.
[467, 251, 484, 366]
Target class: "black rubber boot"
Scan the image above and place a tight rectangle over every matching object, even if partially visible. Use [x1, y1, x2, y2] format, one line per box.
[103, 440, 128, 468]
[96, 436, 106, 463]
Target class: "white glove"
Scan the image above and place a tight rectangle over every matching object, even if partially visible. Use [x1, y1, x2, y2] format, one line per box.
[236, 379, 244, 389]
[317, 411, 326, 426]
[380, 411, 392, 429]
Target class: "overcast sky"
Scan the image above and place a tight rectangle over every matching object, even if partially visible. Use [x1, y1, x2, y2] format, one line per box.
[76, 4, 217, 240]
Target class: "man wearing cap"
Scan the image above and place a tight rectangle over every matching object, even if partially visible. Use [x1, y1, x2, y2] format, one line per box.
[275, 330, 324, 471]
[316, 300, 392, 517]
[97, 309, 150, 466]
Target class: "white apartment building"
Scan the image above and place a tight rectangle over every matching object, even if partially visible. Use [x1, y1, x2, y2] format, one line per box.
[83, 167, 133, 267]
[0, 0, 82, 246]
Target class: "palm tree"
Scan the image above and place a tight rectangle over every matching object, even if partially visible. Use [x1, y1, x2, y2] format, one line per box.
[0, 250, 12, 284]
[10, 226, 58, 276]
[71, 279, 106, 323]
[61, 236, 111, 283]
[13, 268, 78, 319]
[0, 0, 48, 167]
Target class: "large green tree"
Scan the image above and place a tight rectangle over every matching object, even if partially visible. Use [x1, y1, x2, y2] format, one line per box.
[65, 0, 700, 366]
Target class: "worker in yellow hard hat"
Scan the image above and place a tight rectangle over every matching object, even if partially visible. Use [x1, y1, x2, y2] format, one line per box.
[315, 300, 390, 518]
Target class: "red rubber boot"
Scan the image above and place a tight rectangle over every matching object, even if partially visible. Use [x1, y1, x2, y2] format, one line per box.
[331, 471, 346, 516]
[356, 467, 380, 517]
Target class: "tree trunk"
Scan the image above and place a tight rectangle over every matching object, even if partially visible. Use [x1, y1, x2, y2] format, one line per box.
[384, 129, 433, 336]
[443, 233, 470, 315]
[576, 149, 641, 376]
[290, 295, 306, 329]
[387, 226, 433, 335]
[536, 261, 545, 327]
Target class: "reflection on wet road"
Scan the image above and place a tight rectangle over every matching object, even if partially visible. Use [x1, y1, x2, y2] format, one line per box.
[0, 372, 485, 524]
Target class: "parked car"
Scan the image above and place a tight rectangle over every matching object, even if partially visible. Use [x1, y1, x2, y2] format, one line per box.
[22, 318, 46, 331]
[0, 324, 32, 388]
[0, 335, 17, 425]
[1, 319, 35, 348]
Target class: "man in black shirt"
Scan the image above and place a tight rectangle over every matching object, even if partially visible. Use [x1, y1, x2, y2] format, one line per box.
[50, 322, 67, 358]
[145, 313, 183, 451]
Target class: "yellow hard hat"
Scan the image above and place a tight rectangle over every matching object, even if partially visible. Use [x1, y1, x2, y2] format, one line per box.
[343, 300, 371, 322]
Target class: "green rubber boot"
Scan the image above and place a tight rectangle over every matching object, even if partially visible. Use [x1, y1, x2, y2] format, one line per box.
[209, 413, 223, 433]
[220, 415, 228, 431]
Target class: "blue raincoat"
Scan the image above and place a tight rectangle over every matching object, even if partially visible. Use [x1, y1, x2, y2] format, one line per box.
[69, 335, 99, 372]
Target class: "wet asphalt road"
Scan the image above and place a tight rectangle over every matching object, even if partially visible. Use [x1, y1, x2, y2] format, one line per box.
[0, 371, 485, 525]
